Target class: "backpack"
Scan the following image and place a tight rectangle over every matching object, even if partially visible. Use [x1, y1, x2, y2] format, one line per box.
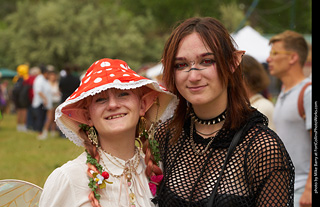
[298, 82, 311, 120]
[18, 84, 32, 108]
[12, 78, 24, 105]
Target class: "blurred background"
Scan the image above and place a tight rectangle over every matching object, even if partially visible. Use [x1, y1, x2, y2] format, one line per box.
[0, 0, 311, 71]
[0, 0, 312, 188]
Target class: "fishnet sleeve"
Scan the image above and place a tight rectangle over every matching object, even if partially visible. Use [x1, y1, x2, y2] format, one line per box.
[246, 125, 294, 206]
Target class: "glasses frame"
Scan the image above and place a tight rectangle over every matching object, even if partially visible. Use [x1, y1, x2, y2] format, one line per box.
[269, 50, 293, 57]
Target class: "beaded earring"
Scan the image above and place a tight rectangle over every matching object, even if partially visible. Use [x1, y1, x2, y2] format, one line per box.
[88, 127, 99, 147]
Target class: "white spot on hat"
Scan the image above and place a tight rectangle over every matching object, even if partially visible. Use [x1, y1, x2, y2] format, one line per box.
[86, 71, 93, 77]
[133, 74, 140, 77]
[123, 74, 130, 77]
[120, 64, 127, 70]
[110, 74, 115, 77]
[101, 62, 111, 67]
[106, 68, 112, 71]
[94, 77, 102, 83]
[113, 79, 121, 84]
[84, 77, 90, 83]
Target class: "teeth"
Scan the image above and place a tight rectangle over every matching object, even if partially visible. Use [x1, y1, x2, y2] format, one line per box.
[107, 114, 125, 120]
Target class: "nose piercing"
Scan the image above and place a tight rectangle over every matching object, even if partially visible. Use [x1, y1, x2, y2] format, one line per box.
[190, 60, 195, 66]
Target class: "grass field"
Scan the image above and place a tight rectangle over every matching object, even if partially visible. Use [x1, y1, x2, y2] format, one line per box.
[0, 113, 83, 188]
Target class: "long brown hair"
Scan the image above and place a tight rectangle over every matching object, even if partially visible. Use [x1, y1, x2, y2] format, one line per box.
[162, 17, 252, 143]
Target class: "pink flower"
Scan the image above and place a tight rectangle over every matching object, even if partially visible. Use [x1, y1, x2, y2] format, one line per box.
[149, 175, 163, 196]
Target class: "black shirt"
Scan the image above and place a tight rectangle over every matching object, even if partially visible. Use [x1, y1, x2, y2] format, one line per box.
[155, 110, 294, 207]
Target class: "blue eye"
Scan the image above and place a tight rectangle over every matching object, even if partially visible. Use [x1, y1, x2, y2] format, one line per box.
[95, 98, 106, 102]
[119, 92, 129, 97]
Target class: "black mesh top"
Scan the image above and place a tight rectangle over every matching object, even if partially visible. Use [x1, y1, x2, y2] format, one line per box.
[154, 110, 294, 207]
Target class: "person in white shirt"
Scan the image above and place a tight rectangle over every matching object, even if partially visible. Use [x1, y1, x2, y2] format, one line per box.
[242, 54, 276, 131]
[31, 65, 52, 133]
[267, 30, 312, 207]
[39, 58, 177, 207]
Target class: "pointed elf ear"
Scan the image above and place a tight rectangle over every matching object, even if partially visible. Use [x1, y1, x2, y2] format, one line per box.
[234, 50, 246, 67]
[140, 90, 160, 116]
[231, 50, 245, 73]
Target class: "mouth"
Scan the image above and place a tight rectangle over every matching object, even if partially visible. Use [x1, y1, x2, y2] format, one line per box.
[105, 113, 127, 120]
[187, 84, 208, 92]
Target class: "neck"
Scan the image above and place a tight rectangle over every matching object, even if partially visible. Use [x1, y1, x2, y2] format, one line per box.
[99, 131, 136, 161]
[279, 65, 306, 92]
[192, 91, 228, 120]
[191, 91, 227, 139]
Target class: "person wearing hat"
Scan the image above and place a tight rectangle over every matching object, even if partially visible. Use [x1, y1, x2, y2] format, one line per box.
[12, 64, 30, 131]
[39, 58, 178, 207]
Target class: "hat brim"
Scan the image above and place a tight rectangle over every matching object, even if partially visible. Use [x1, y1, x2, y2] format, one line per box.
[55, 79, 178, 147]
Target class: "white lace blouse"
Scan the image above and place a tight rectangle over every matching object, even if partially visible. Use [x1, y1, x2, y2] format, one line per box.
[39, 151, 155, 207]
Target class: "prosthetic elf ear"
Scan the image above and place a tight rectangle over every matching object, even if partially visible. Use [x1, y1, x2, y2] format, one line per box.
[231, 50, 245, 73]
[61, 108, 91, 126]
[235, 50, 246, 67]
[140, 90, 160, 116]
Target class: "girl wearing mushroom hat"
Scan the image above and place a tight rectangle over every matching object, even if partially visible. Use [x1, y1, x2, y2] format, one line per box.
[39, 58, 178, 207]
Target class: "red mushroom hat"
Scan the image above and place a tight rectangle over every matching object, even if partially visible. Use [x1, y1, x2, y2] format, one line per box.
[55, 58, 178, 146]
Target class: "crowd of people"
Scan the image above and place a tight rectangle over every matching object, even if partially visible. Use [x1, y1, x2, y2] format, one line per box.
[0, 16, 312, 207]
[3, 63, 80, 139]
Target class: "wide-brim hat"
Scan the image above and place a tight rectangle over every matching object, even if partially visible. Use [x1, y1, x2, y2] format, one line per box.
[55, 58, 178, 147]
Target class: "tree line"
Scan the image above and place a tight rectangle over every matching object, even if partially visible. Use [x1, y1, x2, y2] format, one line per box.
[0, 0, 311, 71]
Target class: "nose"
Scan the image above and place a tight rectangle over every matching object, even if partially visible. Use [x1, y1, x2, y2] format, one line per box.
[106, 92, 120, 110]
[188, 68, 202, 82]
[266, 55, 272, 63]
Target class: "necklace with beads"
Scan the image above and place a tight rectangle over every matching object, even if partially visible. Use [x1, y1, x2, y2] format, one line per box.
[190, 108, 227, 125]
[190, 109, 226, 155]
[190, 118, 218, 155]
[98, 147, 140, 206]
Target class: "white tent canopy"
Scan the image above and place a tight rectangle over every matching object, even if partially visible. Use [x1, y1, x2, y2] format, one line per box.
[232, 26, 271, 63]
[145, 26, 271, 80]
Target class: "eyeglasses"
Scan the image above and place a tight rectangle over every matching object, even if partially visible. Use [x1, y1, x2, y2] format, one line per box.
[269, 50, 293, 57]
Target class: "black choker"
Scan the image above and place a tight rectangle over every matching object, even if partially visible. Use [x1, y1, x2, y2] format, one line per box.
[190, 109, 227, 125]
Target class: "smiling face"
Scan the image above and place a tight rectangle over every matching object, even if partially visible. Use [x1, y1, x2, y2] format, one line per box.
[87, 88, 145, 138]
[174, 32, 228, 109]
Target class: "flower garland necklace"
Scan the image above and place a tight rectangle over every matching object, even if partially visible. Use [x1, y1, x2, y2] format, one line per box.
[85, 150, 113, 201]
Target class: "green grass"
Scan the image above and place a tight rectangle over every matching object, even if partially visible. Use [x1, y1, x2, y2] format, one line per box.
[0, 113, 83, 188]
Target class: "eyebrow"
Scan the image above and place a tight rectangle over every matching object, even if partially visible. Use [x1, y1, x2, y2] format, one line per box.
[175, 52, 214, 60]
[201, 52, 214, 57]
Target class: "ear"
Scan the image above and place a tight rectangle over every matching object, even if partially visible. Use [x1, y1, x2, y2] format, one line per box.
[62, 108, 92, 126]
[235, 50, 246, 67]
[289, 52, 299, 65]
[231, 50, 245, 73]
[139, 91, 159, 116]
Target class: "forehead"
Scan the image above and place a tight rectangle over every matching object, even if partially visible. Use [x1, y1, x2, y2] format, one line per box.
[176, 32, 212, 58]
[93, 88, 130, 96]
[271, 41, 285, 50]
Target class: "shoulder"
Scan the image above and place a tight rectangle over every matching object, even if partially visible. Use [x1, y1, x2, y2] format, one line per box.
[40, 152, 89, 206]
[155, 118, 172, 138]
[244, 123, 292, 167]
[43, 152, 87, 185]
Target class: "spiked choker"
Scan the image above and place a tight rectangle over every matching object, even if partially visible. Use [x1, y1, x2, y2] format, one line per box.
[190, 109, 227, 125]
